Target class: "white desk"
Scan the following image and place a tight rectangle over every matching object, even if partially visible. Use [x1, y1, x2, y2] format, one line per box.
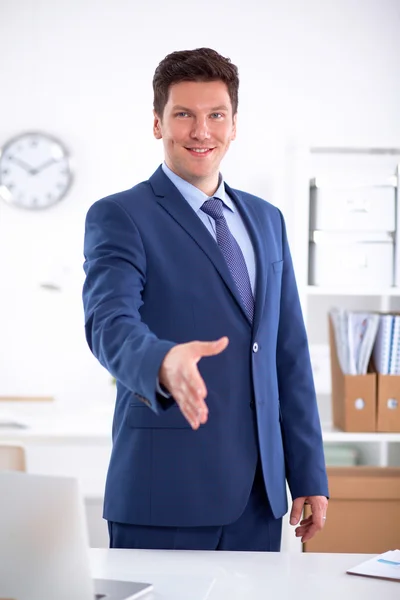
[89, 548, 399, 600]
[1, 404, 399, 551]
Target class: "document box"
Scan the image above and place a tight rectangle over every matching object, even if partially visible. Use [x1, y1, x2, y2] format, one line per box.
[310, 183, 396, 232]
[309, 231, 394, 287]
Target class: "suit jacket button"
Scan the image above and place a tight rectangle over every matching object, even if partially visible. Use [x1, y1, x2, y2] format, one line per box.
[252, 342, 259, 353]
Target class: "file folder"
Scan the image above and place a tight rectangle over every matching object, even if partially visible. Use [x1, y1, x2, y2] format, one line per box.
[329, 315, 376, 432]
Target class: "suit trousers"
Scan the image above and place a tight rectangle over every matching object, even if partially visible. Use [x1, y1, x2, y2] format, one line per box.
[108, 459, 282, 551]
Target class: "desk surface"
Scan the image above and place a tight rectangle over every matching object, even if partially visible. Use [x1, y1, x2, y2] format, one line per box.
[89, 548, 399, 600]
[1, 403, 400, 444]
[0, 404, 113, 444]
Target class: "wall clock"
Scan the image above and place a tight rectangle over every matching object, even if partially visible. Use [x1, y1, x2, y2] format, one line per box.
[0, 131, 73, 210]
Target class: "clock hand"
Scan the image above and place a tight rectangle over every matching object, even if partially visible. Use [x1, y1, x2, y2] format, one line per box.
[8, 156, 34, 172]
[31, 158, 57, 175]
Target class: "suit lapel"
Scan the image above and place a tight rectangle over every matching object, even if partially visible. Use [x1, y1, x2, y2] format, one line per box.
[225, 183, 268, 335]
[149, 167, 249, 322]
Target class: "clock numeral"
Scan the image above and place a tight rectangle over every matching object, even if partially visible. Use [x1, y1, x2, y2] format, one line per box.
[31, 197, 38, 206]
[1, 169, 9, 176]
[30, 138, 39, 147]
[7, 183, 15, 190]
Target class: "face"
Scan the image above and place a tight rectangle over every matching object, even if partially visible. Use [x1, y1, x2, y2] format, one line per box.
[153, 80, 237, 196]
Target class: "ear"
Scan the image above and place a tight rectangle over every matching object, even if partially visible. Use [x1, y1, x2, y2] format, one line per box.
[231, 113, 237, 141]
[153, 110, 163, 140]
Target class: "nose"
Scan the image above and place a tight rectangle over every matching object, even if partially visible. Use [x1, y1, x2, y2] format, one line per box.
[190, 117, 211, 141]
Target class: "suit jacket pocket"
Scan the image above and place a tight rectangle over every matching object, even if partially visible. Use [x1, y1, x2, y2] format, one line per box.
[128, 403, 191, 429]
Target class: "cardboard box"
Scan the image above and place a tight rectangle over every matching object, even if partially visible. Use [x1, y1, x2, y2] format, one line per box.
[376, 374, 400, 432]
[329, 316, 376, 432]
[303, 467, 400, 553]
[329, 313, 400, 432]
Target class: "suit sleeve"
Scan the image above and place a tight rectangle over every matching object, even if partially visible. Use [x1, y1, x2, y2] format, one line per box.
[82, 198, 176, 413]
[276, 209, 329, 499]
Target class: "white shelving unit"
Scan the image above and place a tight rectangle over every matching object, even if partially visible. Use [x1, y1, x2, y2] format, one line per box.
[288, 144, 400, 460]
[281, 144, 400, 552]
[307, 149, 400, 462]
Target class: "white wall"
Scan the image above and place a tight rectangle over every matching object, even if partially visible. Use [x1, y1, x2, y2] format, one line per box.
[0, 0, 399, 407]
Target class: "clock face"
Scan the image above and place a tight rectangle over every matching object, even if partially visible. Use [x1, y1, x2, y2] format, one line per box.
[0, 132, 73, 210]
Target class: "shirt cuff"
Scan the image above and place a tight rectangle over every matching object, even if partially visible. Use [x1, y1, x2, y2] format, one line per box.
[156, 377, 171, 398]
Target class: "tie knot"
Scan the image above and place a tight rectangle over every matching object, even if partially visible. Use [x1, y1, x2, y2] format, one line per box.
[201, 197, 224, 220]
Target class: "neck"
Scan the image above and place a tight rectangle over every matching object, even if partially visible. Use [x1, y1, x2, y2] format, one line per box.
[165, 163, 220, 197]
[190, 177, 219, 197]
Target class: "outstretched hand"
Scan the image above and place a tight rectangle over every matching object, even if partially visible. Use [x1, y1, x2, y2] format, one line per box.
[159, 336, 229, 429]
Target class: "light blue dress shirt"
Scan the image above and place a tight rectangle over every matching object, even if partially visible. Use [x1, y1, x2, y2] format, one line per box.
[156, 163, 257, 397]
[161, 162, 256, 293]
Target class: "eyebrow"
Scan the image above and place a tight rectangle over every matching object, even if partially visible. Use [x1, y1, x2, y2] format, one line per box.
[172, 105, 229, 112]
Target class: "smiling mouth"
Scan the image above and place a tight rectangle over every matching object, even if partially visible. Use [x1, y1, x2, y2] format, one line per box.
[186, 148, 215, 156]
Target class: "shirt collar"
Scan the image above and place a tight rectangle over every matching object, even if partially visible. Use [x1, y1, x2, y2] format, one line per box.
[161, 162, 235, 214]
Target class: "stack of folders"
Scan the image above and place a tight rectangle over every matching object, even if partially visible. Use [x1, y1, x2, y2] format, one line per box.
[329, 308, 380, 375]
[330, 308, 400, 375]
[373, 314, 400, 375]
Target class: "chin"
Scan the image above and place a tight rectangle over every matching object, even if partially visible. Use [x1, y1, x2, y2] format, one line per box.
[188, 165, 214, 178]
[191, 172, 213, 182]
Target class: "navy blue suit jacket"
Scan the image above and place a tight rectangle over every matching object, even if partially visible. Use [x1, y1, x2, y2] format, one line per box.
[83, 166, 328, 527]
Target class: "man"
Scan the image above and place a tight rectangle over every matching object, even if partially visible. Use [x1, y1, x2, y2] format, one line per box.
[83, 47, 328, 551]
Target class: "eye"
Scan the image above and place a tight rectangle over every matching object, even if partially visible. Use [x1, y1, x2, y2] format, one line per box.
[175, 112, 191, 118]
[210, 113, 223, 119]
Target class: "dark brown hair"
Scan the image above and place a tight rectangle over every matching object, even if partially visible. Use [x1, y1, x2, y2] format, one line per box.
[153, 48, 239, 118]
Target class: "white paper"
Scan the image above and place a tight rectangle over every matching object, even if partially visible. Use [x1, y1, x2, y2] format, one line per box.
[347, 549, 400, 581]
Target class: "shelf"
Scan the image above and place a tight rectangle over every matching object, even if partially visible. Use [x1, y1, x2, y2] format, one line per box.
[322, 423, 400, 442]
[306, 285, 400, 297]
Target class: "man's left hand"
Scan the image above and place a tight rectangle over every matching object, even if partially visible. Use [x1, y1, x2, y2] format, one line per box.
[290, 495, 328, 543]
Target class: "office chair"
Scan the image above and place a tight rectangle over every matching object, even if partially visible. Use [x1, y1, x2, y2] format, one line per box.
[0, 444, 26, 472]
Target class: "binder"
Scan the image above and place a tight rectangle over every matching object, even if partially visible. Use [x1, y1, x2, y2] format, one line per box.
[373, 315, 394, 374]
[389, 315, 400, 375]
[375, 315, 400, 432]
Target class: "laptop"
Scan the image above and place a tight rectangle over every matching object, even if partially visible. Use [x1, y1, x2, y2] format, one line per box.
[0, 472, 153, 600]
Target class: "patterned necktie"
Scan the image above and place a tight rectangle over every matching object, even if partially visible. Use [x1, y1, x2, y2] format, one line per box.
[201, 197, 254, 322]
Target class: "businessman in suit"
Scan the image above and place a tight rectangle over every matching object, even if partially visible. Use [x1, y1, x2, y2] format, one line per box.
[83, 47, 328, 551]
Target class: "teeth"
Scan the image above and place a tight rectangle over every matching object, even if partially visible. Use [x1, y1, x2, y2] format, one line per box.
[190, 148, 210, 153]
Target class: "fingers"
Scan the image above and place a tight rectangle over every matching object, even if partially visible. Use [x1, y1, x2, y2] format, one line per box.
[308, 496, 328, 530]
[289, 497, 305, 525]
[158, 337, 229, 430]
[175, 376, 209, 429]
[294, 495, 328, 542]
[179, 361, 209, 425]
[295, 521, 319, 543]
[178, 396, 205, 430]
[192, 337, 229, 359]
[184, 366, 207, 403]
[180, 337, 228, 427]
[299, 515, 313, 526]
